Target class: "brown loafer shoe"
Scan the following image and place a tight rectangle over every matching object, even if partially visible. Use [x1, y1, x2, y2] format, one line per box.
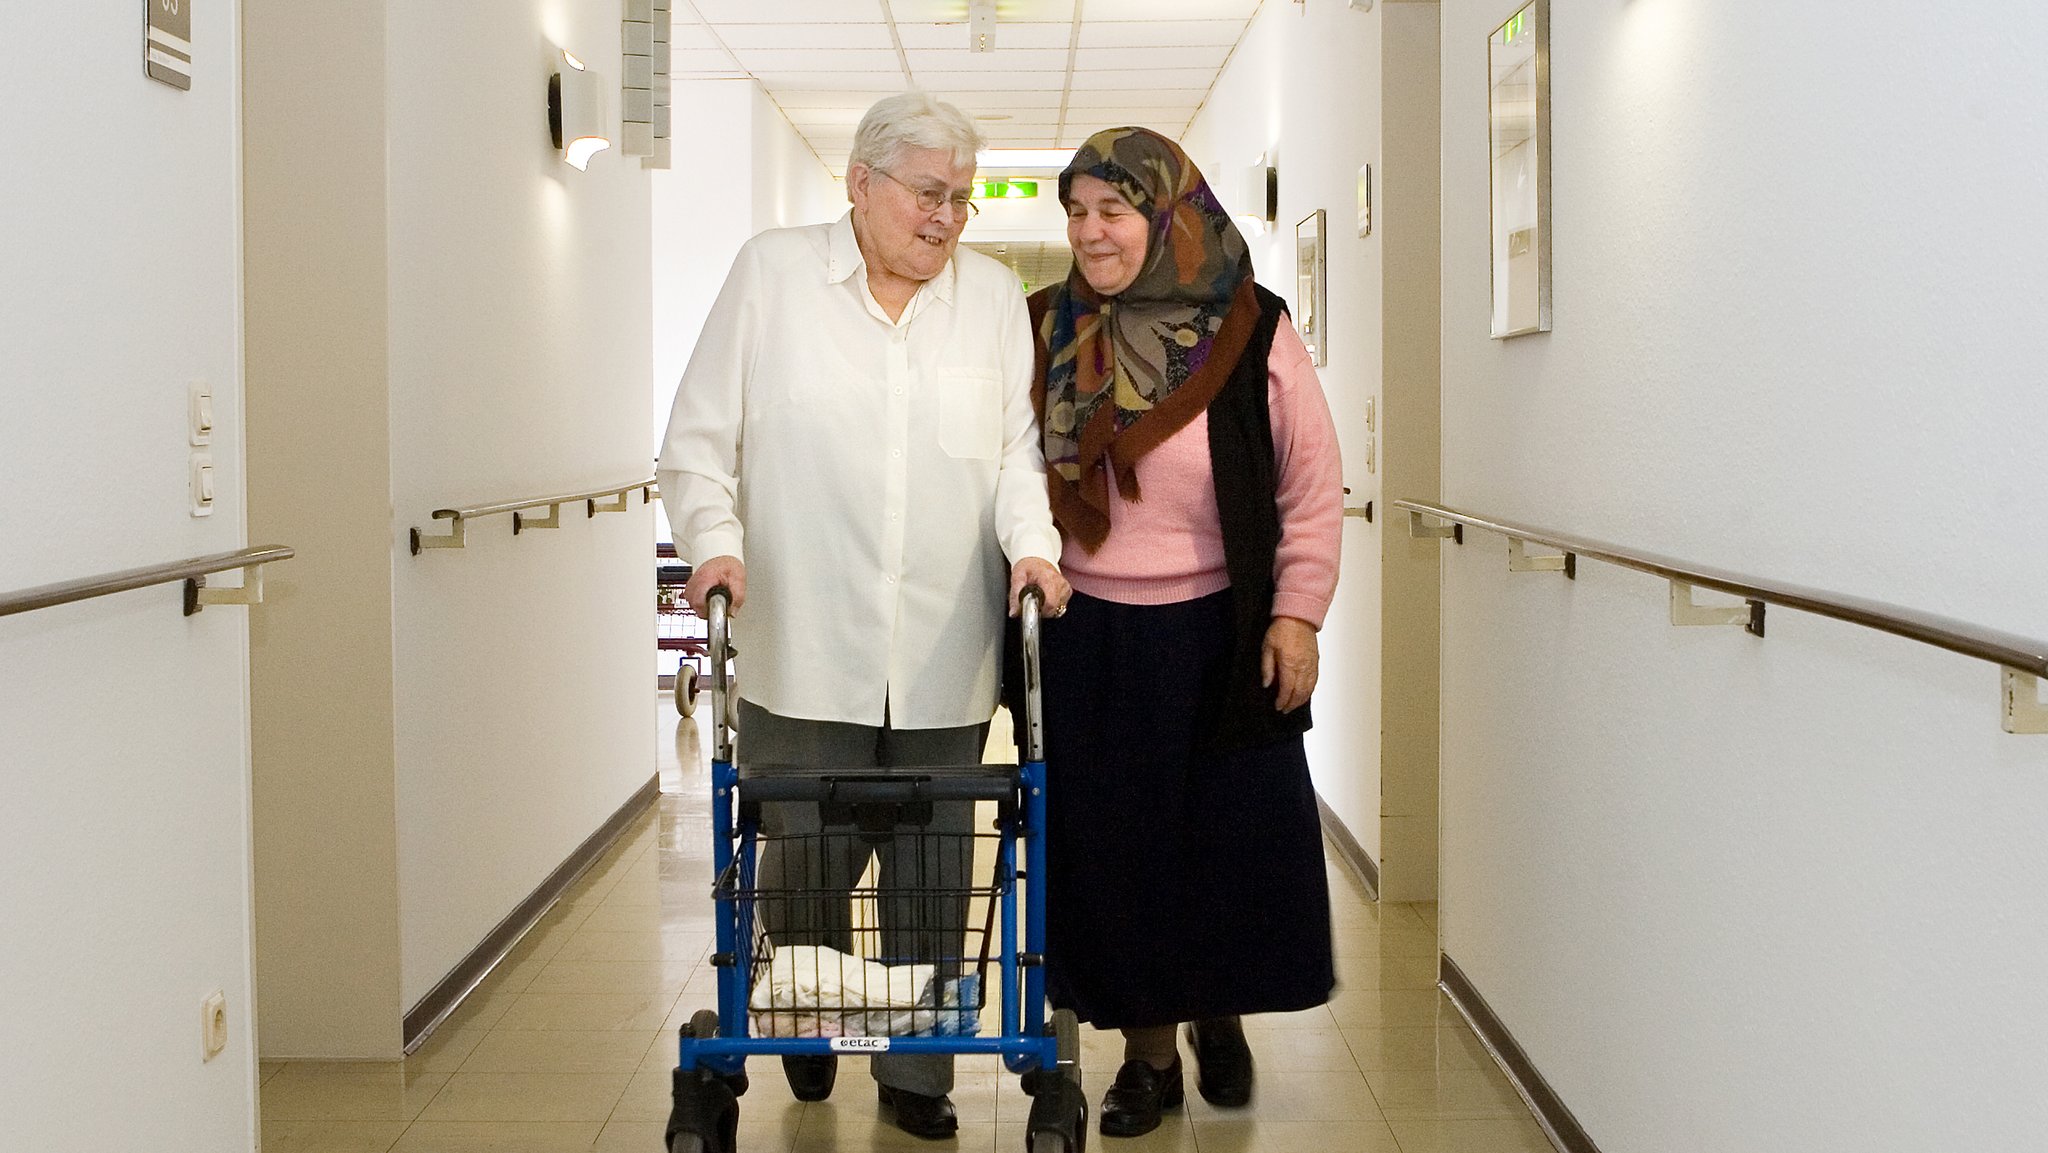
[1099, 1057, 1183, 1138]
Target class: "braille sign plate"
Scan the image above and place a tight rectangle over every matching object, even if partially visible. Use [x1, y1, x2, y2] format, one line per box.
[147, 0, 192, 90]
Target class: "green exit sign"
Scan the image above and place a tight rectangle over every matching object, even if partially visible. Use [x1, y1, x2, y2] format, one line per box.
[973, 180, 1038, 200]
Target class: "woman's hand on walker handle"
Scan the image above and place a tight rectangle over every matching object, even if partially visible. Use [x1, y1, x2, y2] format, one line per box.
[1009, 557, 1071, 618]
[684, 555, 746, 618]
[1262, 616, 1320, 713]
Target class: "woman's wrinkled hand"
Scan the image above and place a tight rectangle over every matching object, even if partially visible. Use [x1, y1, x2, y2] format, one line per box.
[1261, 616, 1320, 713]
[1009, 557, 1072, 618]
[683, 555, 746, 618]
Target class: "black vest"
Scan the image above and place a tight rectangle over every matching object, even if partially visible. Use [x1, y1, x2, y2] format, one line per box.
[1203, 284, 1314, 754]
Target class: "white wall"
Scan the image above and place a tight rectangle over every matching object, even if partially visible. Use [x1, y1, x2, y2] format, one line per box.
[751, 84, 844, 235]
[0, 4, 261, 1149]
[247, 0, 659, 1052]
[1184, 0, 1388, 864]
[1439, 3, 2048, 1149]
[385, 0, 657, 1009]
[652, 79, 837, 549]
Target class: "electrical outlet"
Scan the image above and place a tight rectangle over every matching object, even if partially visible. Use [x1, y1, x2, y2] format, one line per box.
[200, 989, 228, 1061]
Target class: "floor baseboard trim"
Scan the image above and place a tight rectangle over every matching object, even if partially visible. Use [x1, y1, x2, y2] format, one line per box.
[1438, 953, 1602, 1153]
[1315, 793, 1379, 900]
[402, 774, 661, 1052]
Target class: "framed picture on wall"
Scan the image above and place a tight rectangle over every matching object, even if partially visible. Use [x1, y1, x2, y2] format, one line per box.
[1295, 209, 1327, 366]
[1489, 0, 1551, 337]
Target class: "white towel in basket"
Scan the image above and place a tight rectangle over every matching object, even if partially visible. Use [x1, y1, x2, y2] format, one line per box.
[748, 944, 977, 1037]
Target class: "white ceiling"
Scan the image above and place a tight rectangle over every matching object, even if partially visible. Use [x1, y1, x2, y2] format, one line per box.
[672, 0, 1267, 176]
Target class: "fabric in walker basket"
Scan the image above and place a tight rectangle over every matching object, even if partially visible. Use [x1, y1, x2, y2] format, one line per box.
[748, 943, 979, 1038]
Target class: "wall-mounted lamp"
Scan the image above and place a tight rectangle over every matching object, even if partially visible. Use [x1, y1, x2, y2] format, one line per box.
[1238, 158, 1278, 232]
[549, 50, 611, 171]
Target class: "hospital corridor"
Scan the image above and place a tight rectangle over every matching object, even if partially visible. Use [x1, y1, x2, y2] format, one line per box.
[6, 2, 2047, 1152]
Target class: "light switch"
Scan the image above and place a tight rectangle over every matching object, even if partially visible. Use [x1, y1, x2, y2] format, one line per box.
[189, 381, 213, 446]
[191, 453, 214, 517]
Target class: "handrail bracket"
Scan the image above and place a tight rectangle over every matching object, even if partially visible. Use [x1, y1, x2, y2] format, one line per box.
[513, 503, 562, 534]
[1508, 537, 1574, 579]
[183, 565, 268, 616]
[410, 511, 467, 555]
[588, 490, 631, 516]
[1408, 510, 1463, 544]
[1670, 580, 1765, 637]
[2002, 669, 2048, 734]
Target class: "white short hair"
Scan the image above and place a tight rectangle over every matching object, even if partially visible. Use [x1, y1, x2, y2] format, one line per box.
[849, 92, 985, 174]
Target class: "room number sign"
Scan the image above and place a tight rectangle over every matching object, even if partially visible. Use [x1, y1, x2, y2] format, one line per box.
[147, 0, 193, 90]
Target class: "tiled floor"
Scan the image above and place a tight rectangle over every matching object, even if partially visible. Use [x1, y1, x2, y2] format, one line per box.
[258, 702, 1553, 1153]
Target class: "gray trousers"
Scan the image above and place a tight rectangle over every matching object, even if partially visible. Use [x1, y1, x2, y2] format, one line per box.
[738, 700, 984, 1096]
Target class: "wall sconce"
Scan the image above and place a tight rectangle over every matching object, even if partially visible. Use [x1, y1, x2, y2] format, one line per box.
[549, 51, 611, 171]
[1238, 158, 1277, 233]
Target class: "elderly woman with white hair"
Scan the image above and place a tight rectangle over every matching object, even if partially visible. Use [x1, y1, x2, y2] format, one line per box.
[658, 91, 1070, 1140]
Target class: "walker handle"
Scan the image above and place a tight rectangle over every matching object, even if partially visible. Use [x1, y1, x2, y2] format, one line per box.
[1019, 586, 1045, 764]
[707, 586, 733, 764]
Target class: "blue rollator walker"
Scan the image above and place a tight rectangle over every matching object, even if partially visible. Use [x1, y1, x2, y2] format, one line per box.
[666, 587, 1087, 1153]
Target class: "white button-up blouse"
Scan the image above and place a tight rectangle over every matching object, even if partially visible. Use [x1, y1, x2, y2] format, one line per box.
[658, 213, 1061, 730]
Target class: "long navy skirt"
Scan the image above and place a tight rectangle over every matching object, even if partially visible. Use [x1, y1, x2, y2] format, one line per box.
[1039, 588, 1335, 1029]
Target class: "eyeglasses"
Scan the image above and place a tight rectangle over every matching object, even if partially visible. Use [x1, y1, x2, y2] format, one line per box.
[872, 168, 979, 219]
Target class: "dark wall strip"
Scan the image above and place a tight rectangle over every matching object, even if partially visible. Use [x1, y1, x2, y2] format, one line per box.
[1438, 953, 1603, 1153]
[1315, 793, 1380, 900]
[402, 774, 661, 1051]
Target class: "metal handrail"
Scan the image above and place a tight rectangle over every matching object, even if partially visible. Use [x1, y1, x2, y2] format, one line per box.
[410, 475, 656, 555]
[1394, 499, 2048, 732]
[0, 545, 296, 619]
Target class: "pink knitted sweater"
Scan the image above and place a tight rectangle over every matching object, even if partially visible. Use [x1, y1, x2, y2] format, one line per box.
[1060, 322, 1344, 627]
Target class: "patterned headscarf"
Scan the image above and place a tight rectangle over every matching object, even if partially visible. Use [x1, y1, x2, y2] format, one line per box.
[1035, 127, 1259, 551]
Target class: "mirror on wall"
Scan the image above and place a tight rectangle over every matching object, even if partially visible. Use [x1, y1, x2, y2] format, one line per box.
[1489, 0, 1550, 338]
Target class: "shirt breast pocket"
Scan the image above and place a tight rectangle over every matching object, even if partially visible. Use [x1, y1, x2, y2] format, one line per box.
[937, 368, 1003, 461]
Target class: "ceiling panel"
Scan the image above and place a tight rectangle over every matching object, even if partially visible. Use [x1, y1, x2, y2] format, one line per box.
[1068, 69, 1216, 90]
[906, 48, 1072, 73]
[729, 47, 904, 72]
[1075, 19, 1249, 48]
[892, 0, 1077, 20]
[671, 23, 725, 51]
[1080, 0, 1258, 20]
[752, 72, 907, 91]
[782, 106, 874, 126]
[925, 89, 1064, 108]
[687, 0, 887, 22]
[671, 48, 744, 73]
[692, 1, 1265, 176]
[916, 70, 1067, 91]
[1073, 45, 1229, 71]
[894, 21, 1074, 50]
[771, 88, 920, 108]
[714, 23, 895, 49]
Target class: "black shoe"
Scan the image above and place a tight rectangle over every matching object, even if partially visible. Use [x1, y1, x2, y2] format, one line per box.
[1185, 1017, 1253, 1107]
[1099, 1057, 1183, 1138]
[782, 1053, 837, 1101]
[876, 1083, 959, 1140]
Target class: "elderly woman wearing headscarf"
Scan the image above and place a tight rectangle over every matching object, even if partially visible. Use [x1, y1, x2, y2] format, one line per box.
[1028, 127, 1344, 1137]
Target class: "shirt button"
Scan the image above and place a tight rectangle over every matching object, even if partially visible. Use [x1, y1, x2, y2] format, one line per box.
[890, 512, 900, 521]
[894, 387, 904, 396]
[891, 449, 902, 458]
[887, 574, 898, 583]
